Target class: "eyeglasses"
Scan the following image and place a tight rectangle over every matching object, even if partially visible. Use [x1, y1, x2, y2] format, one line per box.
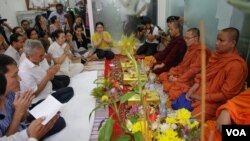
[184, 36, 197, 40]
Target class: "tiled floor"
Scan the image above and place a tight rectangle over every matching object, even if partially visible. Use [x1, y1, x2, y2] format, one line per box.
[88, 61, 108, 141]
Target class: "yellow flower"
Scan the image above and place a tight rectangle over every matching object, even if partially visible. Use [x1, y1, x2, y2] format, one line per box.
[188, 120, 199, 129]
[165, 129, 178, 137]
[176, 108, 191, 124]
[131, 121, 144, 133]
[114, 35, 136, 55]
[165, 117, 177, 124]
[101, 95, 109, 102]
[131, 121, 153, 138]
[156, 129, 185, 141]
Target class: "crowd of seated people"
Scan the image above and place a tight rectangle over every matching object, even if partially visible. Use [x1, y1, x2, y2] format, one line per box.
[0, 3, 105, 140]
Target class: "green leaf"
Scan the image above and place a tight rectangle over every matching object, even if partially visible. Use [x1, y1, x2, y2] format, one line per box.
[91, 86, 104, 98]
[139, 81, 146, 88]
[98, 118, 114, 141]
[134, 131, 143, 141]
[89, 102, 107, 121]
[114, 135, 131, 141]
[129, 116, 138, 124]
[120, 92, 136, 104]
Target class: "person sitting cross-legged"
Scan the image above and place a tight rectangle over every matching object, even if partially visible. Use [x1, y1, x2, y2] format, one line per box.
[152, 20, 187, 75]
[204, 88, 250, 141]
[91, 22, 115, 60]
[0, 72, 59, 141]
[48, 30, 84, 77]
[185, 27, 248, 121]
[0, 54, 65, 140]
[159, 28, 211, 101]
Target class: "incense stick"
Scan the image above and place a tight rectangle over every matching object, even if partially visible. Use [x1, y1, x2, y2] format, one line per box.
[200, 20, 206, 141]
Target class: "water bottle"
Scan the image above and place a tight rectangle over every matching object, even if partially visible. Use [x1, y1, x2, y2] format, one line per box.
[159, 92, 167, 118]
[149, 72, 156, 90]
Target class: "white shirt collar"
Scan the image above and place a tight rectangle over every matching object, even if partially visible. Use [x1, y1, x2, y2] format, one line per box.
[23, 56, 39, 68]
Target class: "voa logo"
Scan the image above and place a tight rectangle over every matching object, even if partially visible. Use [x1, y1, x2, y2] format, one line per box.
[226, 129, 246, 136]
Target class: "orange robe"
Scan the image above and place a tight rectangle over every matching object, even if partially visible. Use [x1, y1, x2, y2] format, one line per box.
[204, 88, 250, 141]
[191, 50, 248, 120]
[159, 44, 211, 100]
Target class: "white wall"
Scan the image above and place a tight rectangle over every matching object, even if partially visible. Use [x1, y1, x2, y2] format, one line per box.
[157, 0, 167, 31]
[0, 0, 27, 27]
[157, 0, 185, 31]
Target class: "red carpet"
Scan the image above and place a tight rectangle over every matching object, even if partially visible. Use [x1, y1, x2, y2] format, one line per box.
[104, 56, 126, 139]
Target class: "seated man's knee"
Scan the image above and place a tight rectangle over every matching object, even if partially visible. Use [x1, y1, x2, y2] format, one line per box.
[97, 50, 105, 59]
[42, 117, 66, 139]
[62, 75, 70, 87]
[105, 51, 115, 60]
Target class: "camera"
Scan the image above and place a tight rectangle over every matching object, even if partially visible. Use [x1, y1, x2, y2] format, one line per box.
[0, 17, 7, 25]
[159, 31, 167, 37]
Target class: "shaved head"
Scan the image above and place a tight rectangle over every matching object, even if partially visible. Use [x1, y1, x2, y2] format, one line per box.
[221, 27, 239, 46]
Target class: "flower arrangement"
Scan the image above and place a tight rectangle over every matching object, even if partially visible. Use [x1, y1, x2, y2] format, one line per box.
[126, 107, 200, 141]
[89, 35, 200, 141]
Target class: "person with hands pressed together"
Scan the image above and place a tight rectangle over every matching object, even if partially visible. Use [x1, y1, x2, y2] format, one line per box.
[0, 54, 59, 141]
[19, 39, 74, 105]
[91, 22, 115, 60]
[0, 72, 59, 141]
[18, 39, 75, 139]
[48, 30, 84, 77]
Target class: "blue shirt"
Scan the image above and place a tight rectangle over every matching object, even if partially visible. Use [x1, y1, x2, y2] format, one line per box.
[0, 93, 27, 137]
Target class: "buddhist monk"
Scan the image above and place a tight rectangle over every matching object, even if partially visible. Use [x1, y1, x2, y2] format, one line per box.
[204, 88, 250, 141]
[159, 28, 211, 101]
[152, 21, 187, 75]
[186, 27, 248, 121]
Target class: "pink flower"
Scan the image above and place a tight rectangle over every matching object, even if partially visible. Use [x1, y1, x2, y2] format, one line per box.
[110, 88, 117, 94]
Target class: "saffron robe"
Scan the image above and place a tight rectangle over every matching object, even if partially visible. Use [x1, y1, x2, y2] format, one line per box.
[191, 50, 248, 120]
[159, 44, 211, 100]
[204, 88, 250, 141]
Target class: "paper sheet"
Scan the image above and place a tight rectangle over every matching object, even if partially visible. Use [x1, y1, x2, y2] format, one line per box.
[29, 95, 62, 125]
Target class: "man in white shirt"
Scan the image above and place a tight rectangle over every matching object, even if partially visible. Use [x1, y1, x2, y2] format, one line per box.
[29, 0, 49, 10]
[18, 39, 74, 140]
[19, 39, 74, 105]
[4, 33, 24, 63]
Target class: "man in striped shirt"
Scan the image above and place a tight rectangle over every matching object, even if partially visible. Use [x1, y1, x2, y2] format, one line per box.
[0, 54, 60, 140]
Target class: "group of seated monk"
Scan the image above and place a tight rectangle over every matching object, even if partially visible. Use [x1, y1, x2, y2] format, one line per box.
[143, 16, 248, 141]
[132, 15, 249, 141]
